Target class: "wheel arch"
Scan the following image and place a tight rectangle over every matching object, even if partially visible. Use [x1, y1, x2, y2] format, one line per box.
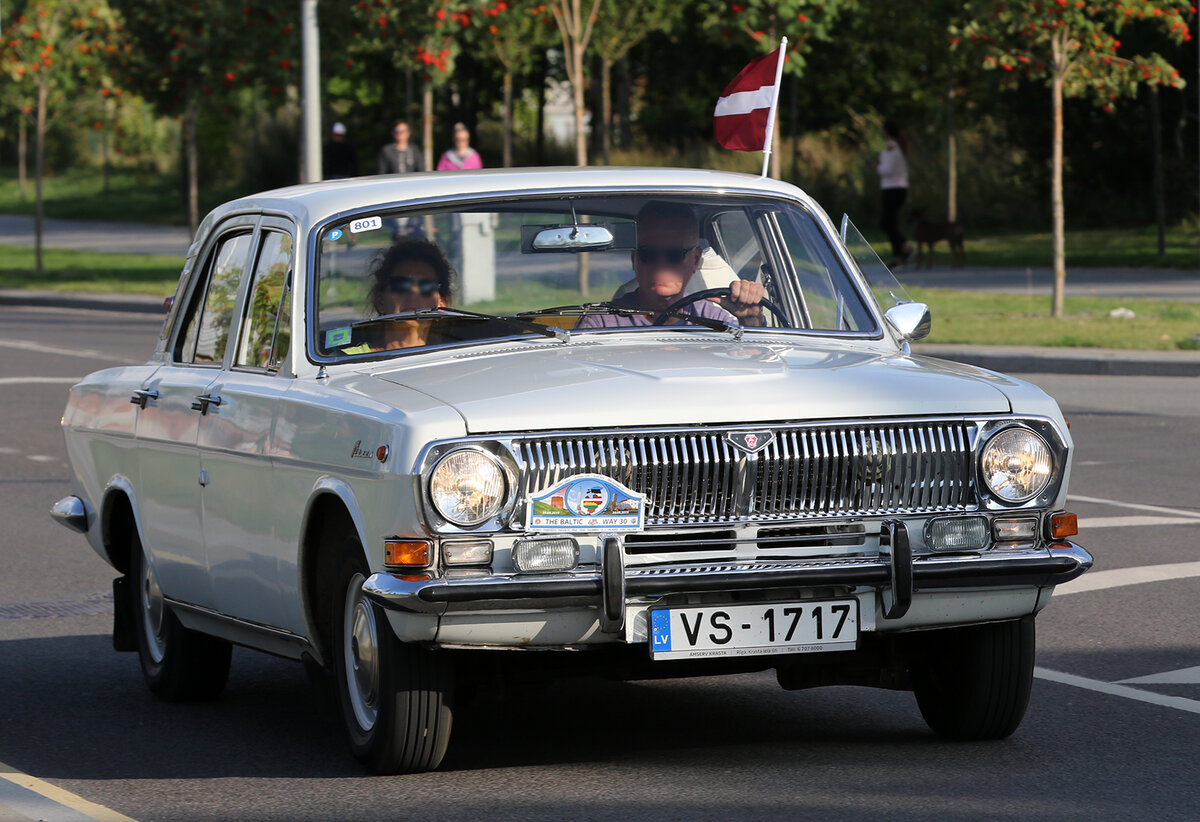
[98, 477, 143, 576]
[299, 480, 369, 668]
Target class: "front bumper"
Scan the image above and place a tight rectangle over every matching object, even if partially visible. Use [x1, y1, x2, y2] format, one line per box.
[363, 539, 1093, 632]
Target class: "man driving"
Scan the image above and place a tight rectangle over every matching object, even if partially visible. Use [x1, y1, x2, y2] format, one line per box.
[576, 201, 765, 329]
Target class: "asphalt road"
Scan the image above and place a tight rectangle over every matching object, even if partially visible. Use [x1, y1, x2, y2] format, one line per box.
[0, 305, 1197, 822]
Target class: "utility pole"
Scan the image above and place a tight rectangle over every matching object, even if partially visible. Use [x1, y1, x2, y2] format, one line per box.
[300, 0, 321, 183]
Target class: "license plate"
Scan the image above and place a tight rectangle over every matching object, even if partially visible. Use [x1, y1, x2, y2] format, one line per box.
[649, 599, 859, 661]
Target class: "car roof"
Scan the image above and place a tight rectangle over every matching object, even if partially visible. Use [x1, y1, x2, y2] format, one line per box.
[196, 167, 820, 235]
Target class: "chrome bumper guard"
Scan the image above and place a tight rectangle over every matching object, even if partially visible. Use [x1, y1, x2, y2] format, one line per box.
[363, 536, 1093, 626]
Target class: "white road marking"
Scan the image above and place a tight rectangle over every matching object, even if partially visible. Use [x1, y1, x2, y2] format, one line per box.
[1081, 515, 1200, 528]
[0, 377, 79, 385]
[1068, 494, 1200, 520]
[25, 455, 58, 463]
[1117, 666, 1200, 685]
[1054, 561, 1200, 597]
[0, 448, 17, 455]
[0, 760, 137, 821]
[0, 338, 132, 364]
[1035, 668, 1200, 715]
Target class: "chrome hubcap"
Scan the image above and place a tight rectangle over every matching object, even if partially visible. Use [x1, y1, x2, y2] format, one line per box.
[343, 573, 379, 730]
[140, 551, 167, 664]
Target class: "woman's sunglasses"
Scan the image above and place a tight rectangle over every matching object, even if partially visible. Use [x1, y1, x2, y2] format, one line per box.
[389, 277, 440, 296]
[636, 244, 696, 265]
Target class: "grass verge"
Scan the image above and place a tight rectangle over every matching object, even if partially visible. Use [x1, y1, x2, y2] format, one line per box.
[913, 287, 1200, 350]
[0, 244, 182, 296]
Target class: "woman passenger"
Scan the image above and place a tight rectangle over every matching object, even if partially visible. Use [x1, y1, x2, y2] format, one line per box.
[363, 237, 455, 350]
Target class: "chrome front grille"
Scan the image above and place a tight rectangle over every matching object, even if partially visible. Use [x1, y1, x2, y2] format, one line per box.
[513, 420, 978, 526]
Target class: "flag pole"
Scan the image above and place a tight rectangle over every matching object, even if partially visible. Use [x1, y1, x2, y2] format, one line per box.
[760, 36, 788, 178]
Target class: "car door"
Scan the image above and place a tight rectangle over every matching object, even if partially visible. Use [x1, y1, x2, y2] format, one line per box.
[197, 221, 297, 630]
[135, 221, 257, 610]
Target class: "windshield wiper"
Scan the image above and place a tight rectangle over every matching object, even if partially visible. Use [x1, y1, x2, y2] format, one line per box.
[352, 306, 571, 343]
[518, 303, 743, 340]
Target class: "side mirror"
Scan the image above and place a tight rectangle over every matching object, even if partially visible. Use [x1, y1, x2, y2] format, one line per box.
[884, 302, 931, 343]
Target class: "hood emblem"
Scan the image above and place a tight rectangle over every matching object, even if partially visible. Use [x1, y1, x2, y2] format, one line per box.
[725, 431, 774, 454]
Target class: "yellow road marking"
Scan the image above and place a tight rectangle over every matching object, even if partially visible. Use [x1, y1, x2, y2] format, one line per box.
[0, 760, 137, 822]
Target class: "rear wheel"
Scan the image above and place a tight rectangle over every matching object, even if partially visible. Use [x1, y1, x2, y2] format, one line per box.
[908, 618, 1034, 741]
[332, 545, 453, 774]
[131, 531, 232, 701]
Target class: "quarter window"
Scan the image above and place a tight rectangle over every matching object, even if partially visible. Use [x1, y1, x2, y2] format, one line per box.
[179, 233, 254, 364]
[236, 231, 293, 370]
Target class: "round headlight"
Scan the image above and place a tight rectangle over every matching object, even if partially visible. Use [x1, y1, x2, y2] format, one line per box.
[980, 427, 1053, 503]
[429, 449, 507, 526]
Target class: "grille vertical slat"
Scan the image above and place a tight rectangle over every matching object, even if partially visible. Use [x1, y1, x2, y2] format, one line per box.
[515, 420, 977, 526]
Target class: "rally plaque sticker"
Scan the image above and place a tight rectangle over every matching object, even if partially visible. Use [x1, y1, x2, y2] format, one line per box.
[526, 474, 645, 532]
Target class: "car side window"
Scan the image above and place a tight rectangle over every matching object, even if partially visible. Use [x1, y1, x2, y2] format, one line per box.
[178, 232, 254, 364]
[235, 231, 293, 370]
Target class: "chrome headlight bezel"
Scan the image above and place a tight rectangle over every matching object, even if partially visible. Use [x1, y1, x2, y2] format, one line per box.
[975, 421, 1065, 508]
[420, 442, 518, 533]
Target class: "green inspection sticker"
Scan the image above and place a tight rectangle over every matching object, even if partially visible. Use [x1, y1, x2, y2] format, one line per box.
[325, 327, 351, 348]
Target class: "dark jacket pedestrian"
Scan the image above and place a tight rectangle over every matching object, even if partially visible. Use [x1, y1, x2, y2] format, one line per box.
[323, 122, 358, 180]
[377, 120, 424, 175]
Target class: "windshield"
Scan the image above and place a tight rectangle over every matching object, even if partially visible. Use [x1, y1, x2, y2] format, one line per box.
[311, 194, 878, 361]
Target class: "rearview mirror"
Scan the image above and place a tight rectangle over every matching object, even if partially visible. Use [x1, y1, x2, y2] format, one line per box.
[524, 224, 615, 252]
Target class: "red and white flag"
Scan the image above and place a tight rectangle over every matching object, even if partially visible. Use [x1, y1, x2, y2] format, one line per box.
[713, 46, 783, 152]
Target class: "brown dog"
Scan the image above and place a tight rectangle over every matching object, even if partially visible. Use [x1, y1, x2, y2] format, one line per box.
[910, 211, 965, 268]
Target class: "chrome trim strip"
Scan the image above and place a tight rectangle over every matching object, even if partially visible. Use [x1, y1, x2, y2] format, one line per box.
[166, 599, 320, 663]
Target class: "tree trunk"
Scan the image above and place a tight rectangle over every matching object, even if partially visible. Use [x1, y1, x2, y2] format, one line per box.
[1150, 85, 1166, 258]
[423, 84, 435, 171]
[947, 76, 957, 223]
[18, 114, 28, 201]
[185, 95, 199, 236]
[536, 52, 547, 164]
[1050, 52, 1066, 319]
[572, 42, 587, 166]
[34, 83, 47, 276]
[601, 56, 612, 165]
[503, 71, 514, 168]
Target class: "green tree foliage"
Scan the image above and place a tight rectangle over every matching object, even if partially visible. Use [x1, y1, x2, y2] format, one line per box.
[471, 1, 556, 166]
[1, 0, 120, 271]
[954, 0, 1191, 316]
[112, 0, 299, 230]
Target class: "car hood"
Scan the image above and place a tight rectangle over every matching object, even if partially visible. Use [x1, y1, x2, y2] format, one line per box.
[365, 336, 1016, 434]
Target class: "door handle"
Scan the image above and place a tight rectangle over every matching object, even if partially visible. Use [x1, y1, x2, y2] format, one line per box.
[190, 393, 223, 414]
[129, 389, 159, 408]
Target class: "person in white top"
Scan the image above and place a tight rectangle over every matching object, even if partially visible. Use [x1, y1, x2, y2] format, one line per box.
[877, 119, 912, 267]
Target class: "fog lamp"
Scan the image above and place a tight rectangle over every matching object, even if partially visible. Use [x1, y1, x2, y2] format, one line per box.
[993, 518, 1038, 542]
[926, 516, 989, 552]
[512, 537, 579, 573]
[444, 540, 493, 566]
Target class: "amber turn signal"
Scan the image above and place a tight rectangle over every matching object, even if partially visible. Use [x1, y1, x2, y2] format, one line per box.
[1049, 512, 1078, 539]
[384, 539, 431, 568]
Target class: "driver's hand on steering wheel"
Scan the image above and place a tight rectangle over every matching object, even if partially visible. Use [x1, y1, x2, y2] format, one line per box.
[710, 280, 765, 326]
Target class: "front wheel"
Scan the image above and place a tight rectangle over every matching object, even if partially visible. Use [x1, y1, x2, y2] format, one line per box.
[131, 531, 232, 701]
[332, 546, 453, 774]
[908, 618, 1035, 741]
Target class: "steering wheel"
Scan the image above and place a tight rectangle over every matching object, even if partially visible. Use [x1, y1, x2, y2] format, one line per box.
[650, 287, 790, 328]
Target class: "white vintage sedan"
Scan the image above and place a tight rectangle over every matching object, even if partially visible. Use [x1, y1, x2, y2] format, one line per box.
[53, 168, 1091, 773]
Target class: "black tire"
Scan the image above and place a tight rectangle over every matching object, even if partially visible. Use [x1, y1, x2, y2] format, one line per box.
[908, 617, 1035, 741]
[130, 530, 232, 701]
[332, 543, 453, 774]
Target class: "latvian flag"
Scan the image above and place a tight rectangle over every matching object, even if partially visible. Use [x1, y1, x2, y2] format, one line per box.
[713, 47, 782, 151]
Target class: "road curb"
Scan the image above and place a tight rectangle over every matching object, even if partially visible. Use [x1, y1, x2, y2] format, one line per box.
[915, 344, 1200, 378]
[0, 289, 165, 315]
